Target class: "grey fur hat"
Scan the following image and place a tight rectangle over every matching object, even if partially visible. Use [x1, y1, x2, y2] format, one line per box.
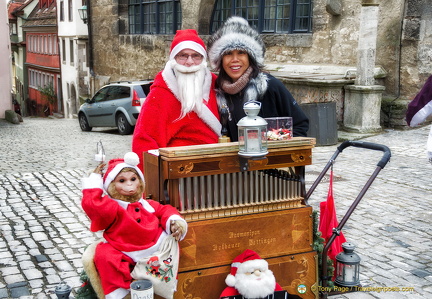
[207, 16, 265, 70]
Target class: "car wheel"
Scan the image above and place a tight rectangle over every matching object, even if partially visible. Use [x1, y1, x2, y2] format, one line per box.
[79, 113, 92, 131]
[116, 113, 133, 135]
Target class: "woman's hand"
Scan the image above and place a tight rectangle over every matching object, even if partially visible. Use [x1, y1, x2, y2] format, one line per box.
[170, 220, 186, 241]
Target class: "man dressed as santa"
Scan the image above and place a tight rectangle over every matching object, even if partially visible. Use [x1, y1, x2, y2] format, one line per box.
[220, 249, 284, 298]
[132, 29, 221, 171]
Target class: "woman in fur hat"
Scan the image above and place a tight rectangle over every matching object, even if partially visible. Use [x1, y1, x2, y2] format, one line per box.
[207, 16, 309, 141]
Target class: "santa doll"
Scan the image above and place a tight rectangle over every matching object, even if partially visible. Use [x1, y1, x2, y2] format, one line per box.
[220, 249, 283, 298]
[81, 152, 187, 299]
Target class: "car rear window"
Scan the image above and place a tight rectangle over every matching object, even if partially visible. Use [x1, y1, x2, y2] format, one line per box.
[140, 83, 152, 96]
[107, 86, 130, 101]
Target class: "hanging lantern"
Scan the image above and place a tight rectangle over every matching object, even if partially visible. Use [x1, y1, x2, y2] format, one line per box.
[237, 101, 268, 158]
[335, 242, 361, 287]
[78, 5, 88, 24]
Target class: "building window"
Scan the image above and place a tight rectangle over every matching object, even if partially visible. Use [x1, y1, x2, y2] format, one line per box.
[70, 40, 74, 64]
[128, 0, 182, 34]
[48, 35, 52, 54]
[29, 70, 33, 87]
[60, 0, 64, 21]
[36, 35, 42, 53]
[32, 35, 36, 52]
[211, 0, 312, 34]
[28, 35, 32, 52]
[33, 35, 36, 52]
[53, 35, 58, 55]
[11, 23, 17, 35]
[62, 39, 66, 64]
[44, 35, 48, 54]
[68, 0, 73, 22]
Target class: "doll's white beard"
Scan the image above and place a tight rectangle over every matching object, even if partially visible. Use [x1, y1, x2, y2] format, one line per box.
[234, 269, 276, 298]
[172, 61, 207, 119]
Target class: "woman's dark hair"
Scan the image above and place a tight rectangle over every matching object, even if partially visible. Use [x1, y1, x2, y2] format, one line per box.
[215, 53, 262, 88]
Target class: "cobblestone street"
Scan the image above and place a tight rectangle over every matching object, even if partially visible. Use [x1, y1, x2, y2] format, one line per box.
[0, 117, 431, 298]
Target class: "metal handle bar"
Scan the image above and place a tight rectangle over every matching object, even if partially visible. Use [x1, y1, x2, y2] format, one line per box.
[337, 140, 391, 169]
[305, 141, 391, 201]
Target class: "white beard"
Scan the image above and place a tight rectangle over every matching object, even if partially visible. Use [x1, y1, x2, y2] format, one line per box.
[172, 61, 207, 119]
[234, 269, 276, 298]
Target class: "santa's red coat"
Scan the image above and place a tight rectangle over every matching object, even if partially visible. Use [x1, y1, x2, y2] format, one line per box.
[132, 67, 221, 170]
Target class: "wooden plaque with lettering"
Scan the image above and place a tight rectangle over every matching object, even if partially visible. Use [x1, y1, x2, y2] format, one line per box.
[179, 207, 313, 271]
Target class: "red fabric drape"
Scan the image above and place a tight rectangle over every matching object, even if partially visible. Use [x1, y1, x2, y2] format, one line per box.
[319, 170, 346, 268]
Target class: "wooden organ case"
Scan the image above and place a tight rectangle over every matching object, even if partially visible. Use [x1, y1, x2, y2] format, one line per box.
[144, 138, 319, 299]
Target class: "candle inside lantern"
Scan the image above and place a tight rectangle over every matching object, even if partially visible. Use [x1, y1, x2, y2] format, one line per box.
[335, 242, 361, 287]
[343, 265, 355, 282]
[245, 130, 260, 152]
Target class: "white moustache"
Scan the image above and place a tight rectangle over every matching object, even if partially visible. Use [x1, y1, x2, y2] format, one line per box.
[171, 60, 207, 74]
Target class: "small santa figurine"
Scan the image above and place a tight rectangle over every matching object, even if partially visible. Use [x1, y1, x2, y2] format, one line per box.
[220, 249, 283, 298]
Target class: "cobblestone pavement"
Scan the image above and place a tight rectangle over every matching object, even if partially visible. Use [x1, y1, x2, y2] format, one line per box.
[0, 117, 431, 299]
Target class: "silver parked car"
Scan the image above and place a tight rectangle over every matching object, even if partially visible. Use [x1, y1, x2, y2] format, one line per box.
[78, 80, 152, 135]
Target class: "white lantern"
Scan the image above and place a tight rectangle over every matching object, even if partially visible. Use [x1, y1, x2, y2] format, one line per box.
[237, 101, 268, 158]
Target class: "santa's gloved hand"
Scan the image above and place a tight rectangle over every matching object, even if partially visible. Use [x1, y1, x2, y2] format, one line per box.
[170, 220, 186, 241]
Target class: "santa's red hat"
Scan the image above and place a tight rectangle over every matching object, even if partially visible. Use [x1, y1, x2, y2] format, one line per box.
[225, 249, 268, 287]
[103, 152, 144, 190]
[169, 29, 207, 61]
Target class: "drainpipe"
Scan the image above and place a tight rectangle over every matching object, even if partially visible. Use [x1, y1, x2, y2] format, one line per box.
[86, 0, 96, 95]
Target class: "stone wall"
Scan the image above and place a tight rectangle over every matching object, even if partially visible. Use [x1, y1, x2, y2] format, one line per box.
[399, 0, 432, 98]
[89, 0, 432, 104]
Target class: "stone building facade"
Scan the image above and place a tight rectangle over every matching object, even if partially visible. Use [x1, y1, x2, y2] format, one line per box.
[88, 0, 432, 128]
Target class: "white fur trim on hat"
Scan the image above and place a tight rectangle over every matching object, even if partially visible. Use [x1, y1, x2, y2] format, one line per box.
[207, 16, 265, 70]
[237, 259, 268, 273]
[170, 41, 207, 61]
